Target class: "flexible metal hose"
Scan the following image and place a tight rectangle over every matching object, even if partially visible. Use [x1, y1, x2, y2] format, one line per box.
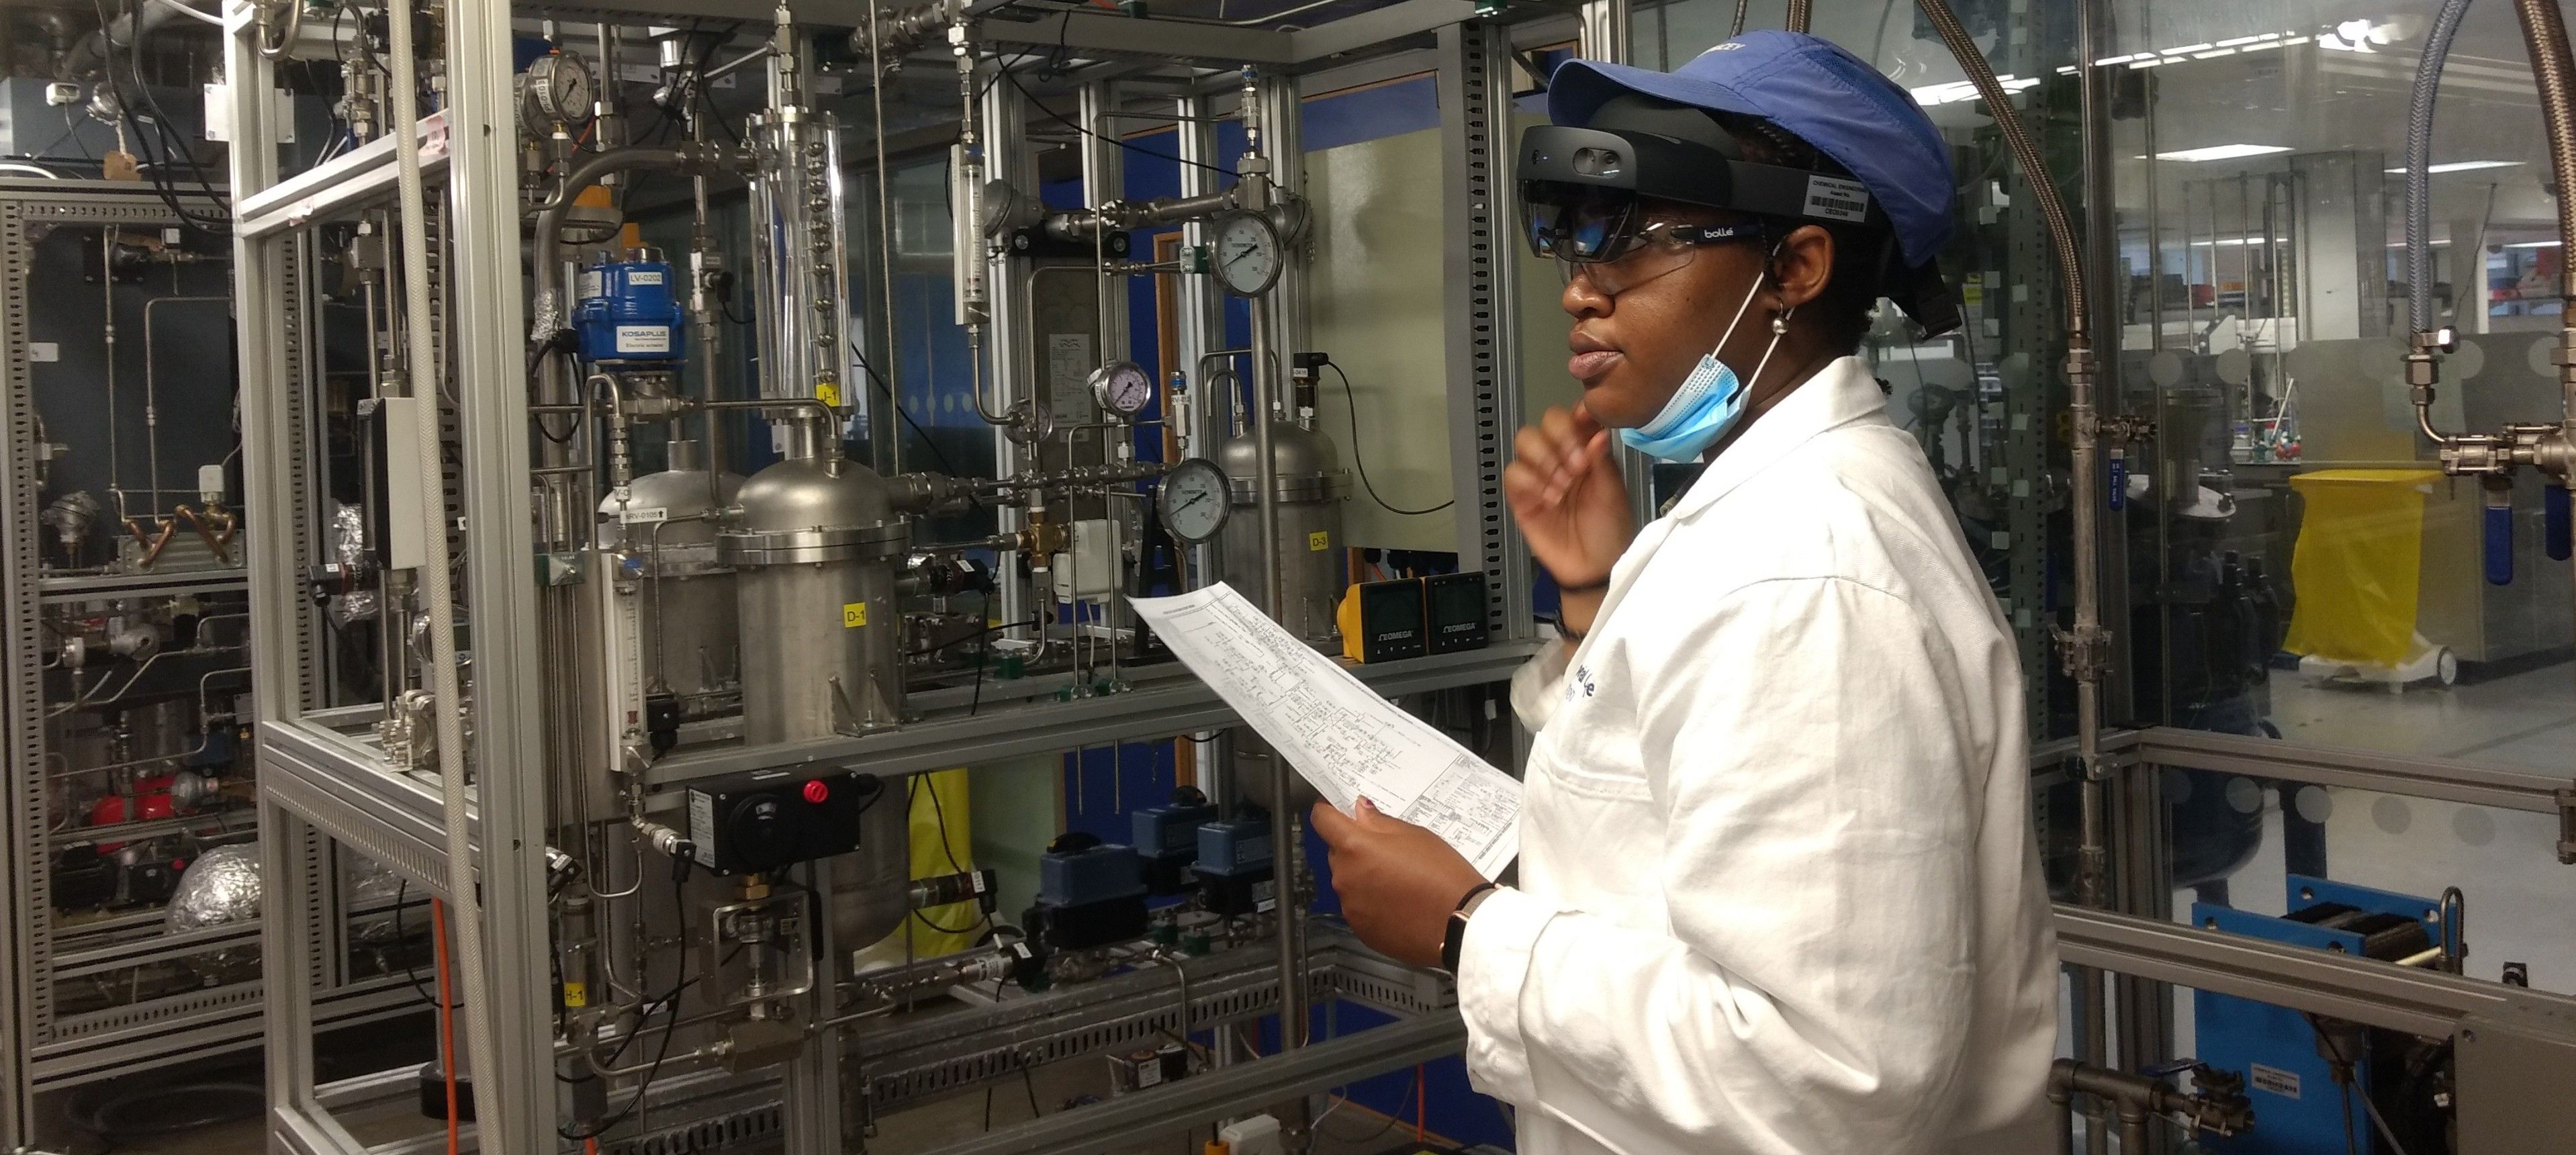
[386, 0, 500, 1113]
[2516, 0, 2576, 308]
[1786, 0, 1810, 34]
[1911, 0, 2087, 335]
[2407, 0, 2476, 336]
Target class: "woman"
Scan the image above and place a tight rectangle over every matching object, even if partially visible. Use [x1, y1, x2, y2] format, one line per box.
[1314, 32, 2060, 1154]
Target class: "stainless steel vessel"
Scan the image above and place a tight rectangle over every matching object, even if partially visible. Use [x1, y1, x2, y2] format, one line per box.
[1218, 424, 1351, 647]
[600, 440, 743, 714]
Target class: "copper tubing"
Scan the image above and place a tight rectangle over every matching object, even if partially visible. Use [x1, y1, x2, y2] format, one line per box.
[121, 516, 179, 569]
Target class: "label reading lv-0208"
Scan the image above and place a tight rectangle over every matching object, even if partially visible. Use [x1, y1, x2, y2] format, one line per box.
[1804, 175, 1871, 222]
[615, 325, 674, 355]
[629, 269, 664, 285]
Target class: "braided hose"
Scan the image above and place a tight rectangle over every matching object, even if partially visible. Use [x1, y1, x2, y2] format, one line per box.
[2514, 0, 2576, 309]
[1912, 0, 2087, 336]
[1786, 0, 1810, 34]
[2407, 0, 2477, 336]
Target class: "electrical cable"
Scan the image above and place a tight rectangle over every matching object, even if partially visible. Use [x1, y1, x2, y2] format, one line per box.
[907, 616, 1042, 657]
[904, 772, 991, 937]
[1001, 64, 1228, 175]
[119, 0, 231, 226]
[849, 342, 962, 475]
[430, 898, 460, 1155]
[560, 872, 696, 1142]
[1324, 362, 1453, 515]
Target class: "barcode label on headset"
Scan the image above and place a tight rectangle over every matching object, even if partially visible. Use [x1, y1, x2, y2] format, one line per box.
[1804, 175, 1870, 222]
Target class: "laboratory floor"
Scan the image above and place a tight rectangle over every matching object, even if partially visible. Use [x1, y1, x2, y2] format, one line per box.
[2264, 658, 2576, 773]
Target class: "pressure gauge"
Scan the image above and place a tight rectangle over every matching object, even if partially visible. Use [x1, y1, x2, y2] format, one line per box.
[1156, 458, 1232, 545]
[520, 52, 594, 132]
[1211, 211, 1283, 297]
[1089, 359, 1154, 419]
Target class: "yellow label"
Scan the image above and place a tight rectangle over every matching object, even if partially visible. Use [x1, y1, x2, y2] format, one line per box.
[843, 602, 868, 628]
[562, 980, 588, 1009]
[1308, 530, 1330, 553]
[817, 381, 843, 408]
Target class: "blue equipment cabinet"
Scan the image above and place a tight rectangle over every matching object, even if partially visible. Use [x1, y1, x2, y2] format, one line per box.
[2193, 875, 2446, 1154]
[573, 252, 687, 364]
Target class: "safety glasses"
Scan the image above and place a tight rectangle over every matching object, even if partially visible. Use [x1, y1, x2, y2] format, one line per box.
[1521, 181, 1763, 295]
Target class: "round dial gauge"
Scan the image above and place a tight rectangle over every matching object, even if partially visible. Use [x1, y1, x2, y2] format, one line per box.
[1211, 211, 1283, 297]
[1156, 458, 1232, 545]
[1089, 359, 1154, 418]
[524, 52, 594, 127]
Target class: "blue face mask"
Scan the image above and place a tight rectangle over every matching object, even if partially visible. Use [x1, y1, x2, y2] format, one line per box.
[1617, 265, 1793, 463]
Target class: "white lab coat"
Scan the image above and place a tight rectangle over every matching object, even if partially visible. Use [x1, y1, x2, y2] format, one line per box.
[1460, 356, 2060, 1155]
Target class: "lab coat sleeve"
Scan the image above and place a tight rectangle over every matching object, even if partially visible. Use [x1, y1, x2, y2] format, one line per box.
[1458, 576, 1983, 1154]
[1508, 635, 1575, 733]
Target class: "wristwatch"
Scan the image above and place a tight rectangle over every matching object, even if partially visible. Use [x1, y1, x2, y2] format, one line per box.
[1439, 882, 1500, 974]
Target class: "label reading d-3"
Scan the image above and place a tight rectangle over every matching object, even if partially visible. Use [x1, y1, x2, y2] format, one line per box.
[2249, 1063, 2301, 1101]
[615, 325, 674, 355]
[1804, 174, 1870, 222]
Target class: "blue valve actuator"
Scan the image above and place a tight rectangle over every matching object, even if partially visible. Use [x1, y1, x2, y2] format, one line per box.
[2483, 491, 2514, 586]
[2548, 484, 2572, 562]
[573, 256, 687, 364]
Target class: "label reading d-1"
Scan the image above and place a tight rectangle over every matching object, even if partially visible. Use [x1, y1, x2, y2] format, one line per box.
[843, 602, 868, 629]
[2248, 1063, 2300, 1100]
[1804, 175, 1870, 222]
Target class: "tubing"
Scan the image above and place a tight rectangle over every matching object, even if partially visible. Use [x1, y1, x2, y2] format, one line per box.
[386, 0, 499, 1123]
[1786, 0, 1811, 33]
[2406, 0, 2476, 337]
[2515, 0, 2576, 310]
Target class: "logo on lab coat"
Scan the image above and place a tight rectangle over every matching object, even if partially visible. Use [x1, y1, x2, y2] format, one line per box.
[1564, 665, 1598, 702]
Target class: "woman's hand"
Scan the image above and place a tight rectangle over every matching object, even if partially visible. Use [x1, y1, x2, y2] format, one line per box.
[1312, 798, 1485, 970]
[1504, 403, 1636, 591]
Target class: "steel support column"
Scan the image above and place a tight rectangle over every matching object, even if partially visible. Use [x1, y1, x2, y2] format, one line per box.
[1440, 21, 1536, 645]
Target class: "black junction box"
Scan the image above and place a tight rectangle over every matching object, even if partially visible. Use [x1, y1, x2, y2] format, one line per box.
[684, 769, 882, 876]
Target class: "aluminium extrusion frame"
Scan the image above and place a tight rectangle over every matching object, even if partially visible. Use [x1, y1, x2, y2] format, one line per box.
[225, 0, 563, 1150]
[222, 3, 1551, 1153]
[0, 179, 404, 1147]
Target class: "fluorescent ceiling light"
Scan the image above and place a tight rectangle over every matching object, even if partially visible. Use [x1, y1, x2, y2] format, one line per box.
[2192, 238, 2256, 246]
[2505, 239, 2564, 248]
[2381, 160, 2522, 174]
[2157, 144, 2293, 163]
[1907, 75, 2039, 107]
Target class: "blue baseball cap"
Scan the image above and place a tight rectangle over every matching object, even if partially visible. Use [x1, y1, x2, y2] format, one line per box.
[1547, 31, 1956, 269]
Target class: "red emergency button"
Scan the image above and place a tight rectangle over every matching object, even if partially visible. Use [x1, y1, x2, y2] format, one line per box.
[802, 779, 831, 804]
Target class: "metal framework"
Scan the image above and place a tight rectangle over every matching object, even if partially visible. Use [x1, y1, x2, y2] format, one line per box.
[199, 0, 2576, 1150]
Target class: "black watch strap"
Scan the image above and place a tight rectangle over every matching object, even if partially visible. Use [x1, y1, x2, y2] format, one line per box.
[1440, 881, 1500, 974]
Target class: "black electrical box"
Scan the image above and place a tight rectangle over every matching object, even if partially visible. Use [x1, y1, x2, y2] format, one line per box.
[684, 769, 883, 876]
[1350, 578, 1427, 663]
[1424, 571, 1490, 654]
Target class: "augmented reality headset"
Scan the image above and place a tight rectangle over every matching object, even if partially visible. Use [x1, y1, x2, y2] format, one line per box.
[1518, 123, 1962, 337]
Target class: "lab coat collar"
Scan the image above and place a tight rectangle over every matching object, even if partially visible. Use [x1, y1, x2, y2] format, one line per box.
[1664, 355, 1884, 522]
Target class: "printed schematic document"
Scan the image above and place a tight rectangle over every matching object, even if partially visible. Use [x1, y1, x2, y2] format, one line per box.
[1130, 584, 1520, 879]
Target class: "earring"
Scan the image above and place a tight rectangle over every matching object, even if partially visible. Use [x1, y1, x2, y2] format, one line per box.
[1771, 315, 1788, 336]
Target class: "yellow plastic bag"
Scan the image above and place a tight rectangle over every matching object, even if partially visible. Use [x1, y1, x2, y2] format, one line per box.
[2281, 469, 2440, 667]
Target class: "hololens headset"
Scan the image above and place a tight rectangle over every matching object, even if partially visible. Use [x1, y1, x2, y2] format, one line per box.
[1519, 95, 1962, 337]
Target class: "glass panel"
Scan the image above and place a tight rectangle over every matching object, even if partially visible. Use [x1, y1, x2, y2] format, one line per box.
[2103, 0, 2571, 774]
[2165, 770, 2569, 995]
[1634, 0, 2084, 740]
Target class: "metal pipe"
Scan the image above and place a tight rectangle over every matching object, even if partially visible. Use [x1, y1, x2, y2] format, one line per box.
[385, 0, 498, 1111]
[1785, 0, 1810, 33]
[142, 296, 230, 508]
[868, 0, 902, 475]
